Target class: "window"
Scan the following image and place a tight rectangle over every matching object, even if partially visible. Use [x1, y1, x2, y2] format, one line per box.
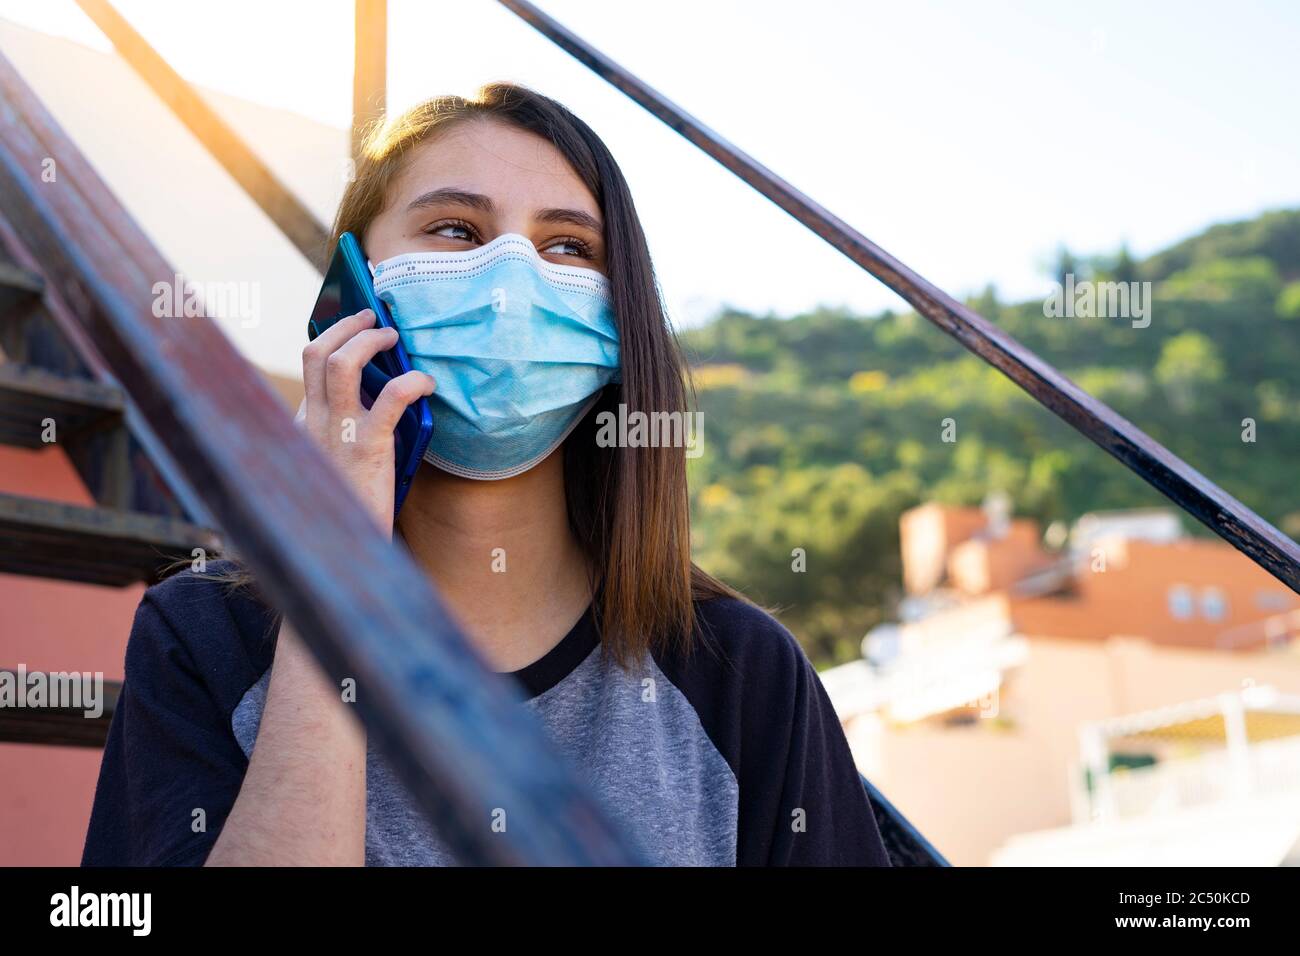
[1200, 587, 1227, 621]
[1167, 585, 1194, 620]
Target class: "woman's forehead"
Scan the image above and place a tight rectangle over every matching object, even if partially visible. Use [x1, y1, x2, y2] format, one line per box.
[391, 119, 599, 216]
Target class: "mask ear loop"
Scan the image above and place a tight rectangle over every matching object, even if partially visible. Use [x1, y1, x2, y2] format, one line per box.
[366, 259, 377, 278]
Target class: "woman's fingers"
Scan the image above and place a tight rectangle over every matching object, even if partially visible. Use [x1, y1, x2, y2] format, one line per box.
[301, 309, 377, 423]
[301, 310, 431, 452]
[369, 370, 436, 435]
[322, 325, 400, 416]
[292, 309, 414, 535]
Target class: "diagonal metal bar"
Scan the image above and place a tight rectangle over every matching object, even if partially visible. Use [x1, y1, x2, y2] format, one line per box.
[74, 0, 330, 272]
[352, 0, 388, 162]
[862, 774, 949, 867]
[497, 0, 1300, 594]
[0, 48, 642, 866]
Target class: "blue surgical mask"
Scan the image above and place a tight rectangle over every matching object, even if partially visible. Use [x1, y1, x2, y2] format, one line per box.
[372, 233, 621, 480]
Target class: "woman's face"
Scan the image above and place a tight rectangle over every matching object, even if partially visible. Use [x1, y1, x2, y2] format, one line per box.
[363, 117, 606, 275]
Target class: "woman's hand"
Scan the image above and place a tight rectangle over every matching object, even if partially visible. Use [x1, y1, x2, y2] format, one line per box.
[209, 312, 422, 867]
[296, 309, 435, 536]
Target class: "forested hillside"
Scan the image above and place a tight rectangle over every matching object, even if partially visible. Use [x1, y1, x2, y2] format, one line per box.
[683, 209, 1300, 665]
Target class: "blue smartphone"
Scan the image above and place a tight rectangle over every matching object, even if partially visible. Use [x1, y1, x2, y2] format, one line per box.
[307, 232, 434, 518]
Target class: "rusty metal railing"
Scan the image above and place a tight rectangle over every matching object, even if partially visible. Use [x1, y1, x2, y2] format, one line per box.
[0, 47, 642, 867]
[73, 0, 330, 271]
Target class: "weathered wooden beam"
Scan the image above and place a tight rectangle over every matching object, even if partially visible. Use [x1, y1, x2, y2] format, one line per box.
[0, 225, 201, 520]
[0, 258, 42, 317]
[352, 0, 387, 161]
[496, 0, 1300, 595]
[0, 362, 123, 449]
[0, 670, 120, 748]
[73, 0, 330, 273]
[0, 49, 642, 866]
[0, 492, 218, 587]
[0, 359, 134, 507]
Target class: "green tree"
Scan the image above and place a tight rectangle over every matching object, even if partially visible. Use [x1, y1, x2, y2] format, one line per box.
[1154, 332, 1224, 412]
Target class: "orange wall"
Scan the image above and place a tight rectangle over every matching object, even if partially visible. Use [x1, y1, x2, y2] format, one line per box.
[1011, 538, 1299, 649]
[900, 503, 990, 595]
[0, 444, 144, 866]
[948, 521, 1050, 596]
[0, 371, 298, 866]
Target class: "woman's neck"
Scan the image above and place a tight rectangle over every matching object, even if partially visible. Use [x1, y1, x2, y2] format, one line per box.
[395, 450, 594, 673]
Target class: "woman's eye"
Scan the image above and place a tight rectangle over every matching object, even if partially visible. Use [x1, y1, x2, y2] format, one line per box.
[425, 221, 478, 243]
[542, 238, 594, 259]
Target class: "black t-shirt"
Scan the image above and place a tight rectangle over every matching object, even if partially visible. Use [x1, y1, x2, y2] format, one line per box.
[82, 562, 891, 866]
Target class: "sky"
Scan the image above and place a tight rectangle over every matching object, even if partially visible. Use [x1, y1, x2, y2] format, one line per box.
[1, 0, 1298, 327]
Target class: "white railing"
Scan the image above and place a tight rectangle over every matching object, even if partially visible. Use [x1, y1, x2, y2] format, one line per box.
[1086, 734, 1300, 822]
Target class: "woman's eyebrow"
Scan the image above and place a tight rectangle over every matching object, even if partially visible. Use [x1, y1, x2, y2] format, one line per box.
[405, 187, 494, 213]
[535, 207, 603, 234]
[404, 188, 602, 234]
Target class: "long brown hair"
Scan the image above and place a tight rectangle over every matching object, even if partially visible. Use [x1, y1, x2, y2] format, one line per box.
[202, 82, 747, 666]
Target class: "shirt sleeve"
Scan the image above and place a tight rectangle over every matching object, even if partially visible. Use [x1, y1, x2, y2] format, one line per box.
[81, 589, 255, 866]
[738, 617, 892, 866]
[661, 597, 892, 866]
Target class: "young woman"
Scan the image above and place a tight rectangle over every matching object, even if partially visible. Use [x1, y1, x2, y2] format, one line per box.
[81, 83, 890, 867]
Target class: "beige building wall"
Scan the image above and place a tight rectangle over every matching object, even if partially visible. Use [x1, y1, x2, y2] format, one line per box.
[852, 635, 1300, 865]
